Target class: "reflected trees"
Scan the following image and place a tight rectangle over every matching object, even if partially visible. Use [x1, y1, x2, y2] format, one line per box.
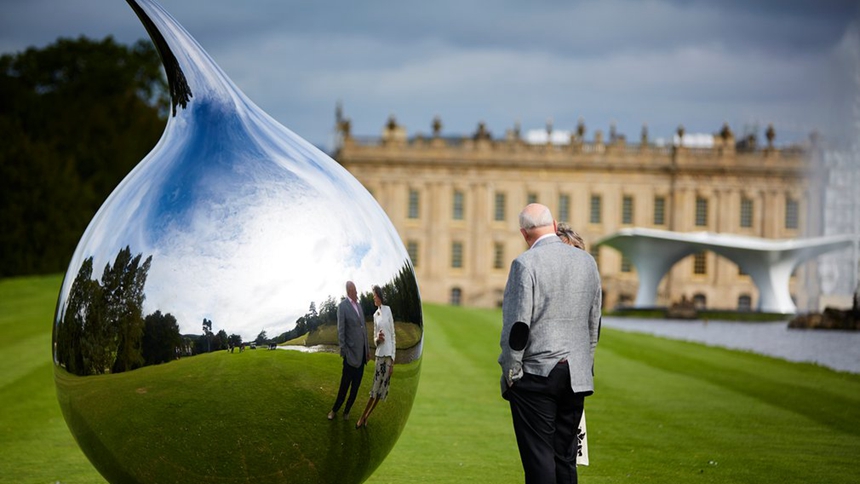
[142, 310, 180, 365]
[56, 252, 423, 376]
[55, 246, 152, 376]
[275, 260, 423, 349]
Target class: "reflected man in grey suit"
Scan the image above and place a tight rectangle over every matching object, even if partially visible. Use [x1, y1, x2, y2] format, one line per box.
[328, 281, 370, 421]
[499, 204, 602, 483]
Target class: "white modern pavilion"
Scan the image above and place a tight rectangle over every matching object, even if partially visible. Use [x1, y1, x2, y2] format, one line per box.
[597, 228, 856, 313]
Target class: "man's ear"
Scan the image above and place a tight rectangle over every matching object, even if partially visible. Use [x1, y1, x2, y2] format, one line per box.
[520, 228, 529, 244]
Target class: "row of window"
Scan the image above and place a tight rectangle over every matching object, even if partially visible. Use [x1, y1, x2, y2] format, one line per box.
[410, 238, 761, 279]
[618, 251, 721, 276]
[406, 240, 509, 270]
[407, 190, 800, 230]
[450, 287, 760, 311]
[620, 251, 776, 278]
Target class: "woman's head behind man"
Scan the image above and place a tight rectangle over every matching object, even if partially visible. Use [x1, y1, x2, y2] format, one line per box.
[556, 222, 585, 250]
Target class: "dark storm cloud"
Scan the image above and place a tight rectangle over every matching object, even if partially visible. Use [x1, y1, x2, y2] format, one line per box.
[2, 0, 858, 148]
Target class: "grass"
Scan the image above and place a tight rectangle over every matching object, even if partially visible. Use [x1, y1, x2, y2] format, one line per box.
[2, 274, 860, 483]
[0, 274, 102, 483]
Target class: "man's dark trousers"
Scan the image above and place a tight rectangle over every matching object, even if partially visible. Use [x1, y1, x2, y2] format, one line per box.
[332, 348, 366, 415]
[507, 362, 585, 484]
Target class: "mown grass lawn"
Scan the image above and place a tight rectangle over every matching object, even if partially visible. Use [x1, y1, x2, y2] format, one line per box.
[2, 274, 860, 483]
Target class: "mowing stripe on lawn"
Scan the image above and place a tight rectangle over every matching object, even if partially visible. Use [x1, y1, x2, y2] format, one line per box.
[602, 328, 860, 436]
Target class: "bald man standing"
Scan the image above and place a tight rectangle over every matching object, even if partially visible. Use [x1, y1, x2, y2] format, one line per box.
[499, 204, 602, 483]
[328, 281, 370, 421]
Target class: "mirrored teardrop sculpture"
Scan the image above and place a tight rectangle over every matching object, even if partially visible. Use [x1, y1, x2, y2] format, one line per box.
[51, 1, 422, 483]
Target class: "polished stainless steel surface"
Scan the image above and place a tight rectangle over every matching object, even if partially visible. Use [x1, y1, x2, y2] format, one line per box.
[52, 1, 422, 482]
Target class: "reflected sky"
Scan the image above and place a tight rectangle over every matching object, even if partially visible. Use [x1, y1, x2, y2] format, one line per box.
[57, 0, 410, 340]
[60, 113, 407, 339]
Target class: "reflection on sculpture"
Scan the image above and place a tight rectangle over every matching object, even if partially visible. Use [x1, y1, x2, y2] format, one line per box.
[328, 281, 370, 422]
[51, 1, 422, 483]
[355, 285, 397, 429]
[55, 246, 153, 376]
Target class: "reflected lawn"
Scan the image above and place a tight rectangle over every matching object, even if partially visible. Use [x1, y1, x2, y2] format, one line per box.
[56, 348, 420, 483]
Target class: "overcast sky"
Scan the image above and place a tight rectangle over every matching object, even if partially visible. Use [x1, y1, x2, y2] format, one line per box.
[3, 0, 860, 150]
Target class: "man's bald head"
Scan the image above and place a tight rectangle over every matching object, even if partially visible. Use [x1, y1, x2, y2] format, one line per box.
[519, 203, 557, 248]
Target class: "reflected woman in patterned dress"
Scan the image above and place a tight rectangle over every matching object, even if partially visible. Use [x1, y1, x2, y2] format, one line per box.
[356, 285, 396, 428]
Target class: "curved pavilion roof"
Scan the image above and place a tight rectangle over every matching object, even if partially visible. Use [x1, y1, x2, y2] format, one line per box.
[596, 228, 857, 313]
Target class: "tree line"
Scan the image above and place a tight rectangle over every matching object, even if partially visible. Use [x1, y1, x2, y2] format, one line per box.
[55, 246, 155, 376]
[56, 246, 245, 376]
[273, 260, 423, 344]
[54, 247, 422, 376]
[1, 36, 167, 277]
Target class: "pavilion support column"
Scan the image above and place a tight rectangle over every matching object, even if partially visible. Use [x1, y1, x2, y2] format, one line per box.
[730, 254, 795, 313]
[604, 237, 695, 308]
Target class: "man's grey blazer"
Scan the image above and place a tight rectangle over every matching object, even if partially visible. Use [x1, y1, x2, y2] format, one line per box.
[499, 235, 602, 396]
[337, 298, 369, 368]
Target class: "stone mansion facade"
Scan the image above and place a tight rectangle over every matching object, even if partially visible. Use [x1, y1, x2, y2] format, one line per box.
[335, 113, 825, 312]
